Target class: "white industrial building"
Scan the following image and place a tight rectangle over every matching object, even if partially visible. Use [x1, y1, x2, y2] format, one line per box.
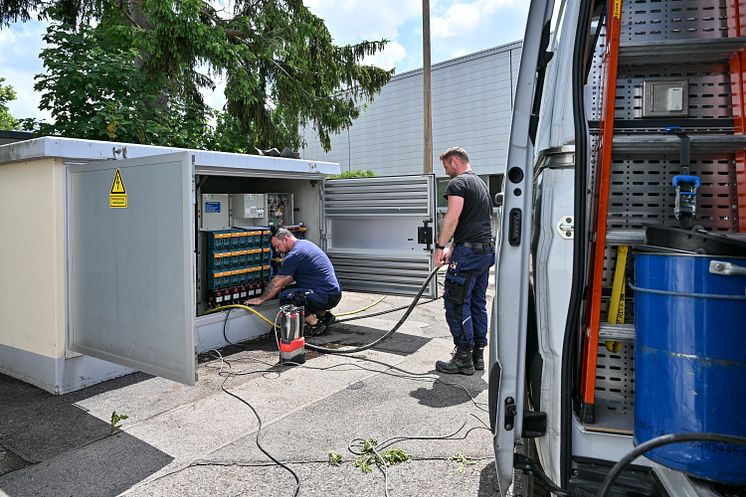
[301, 40, 522, 201]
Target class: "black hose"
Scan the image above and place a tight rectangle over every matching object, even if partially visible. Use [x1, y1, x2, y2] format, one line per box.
[306, 266, 441, 355]
[220, 375, 301, 497]
[561, 0, 594, 487]
[337, 297, 440, 323]
[597, 433, 746, 497]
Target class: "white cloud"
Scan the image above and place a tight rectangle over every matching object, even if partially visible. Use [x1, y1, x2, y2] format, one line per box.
[432, 0, 519, 38]
[0, 21, 50, 121]
[2, 67, 52, 122]
[363, 41, 407, 70]
[305, 0, 421, 43]
[430, 0, 528, 59]
[432, 2, 481, 37]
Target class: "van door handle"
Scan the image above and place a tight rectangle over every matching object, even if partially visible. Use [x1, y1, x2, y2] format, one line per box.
[709, 261, 746, 276]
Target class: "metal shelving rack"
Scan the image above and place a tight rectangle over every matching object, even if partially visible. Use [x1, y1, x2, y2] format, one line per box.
[579, 0, 746, 431]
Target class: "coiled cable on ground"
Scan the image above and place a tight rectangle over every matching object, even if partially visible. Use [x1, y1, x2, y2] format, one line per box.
[305, 266, 442, 355]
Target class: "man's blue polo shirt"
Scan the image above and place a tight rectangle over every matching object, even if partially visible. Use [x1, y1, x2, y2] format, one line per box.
[278, 240, 341, 294]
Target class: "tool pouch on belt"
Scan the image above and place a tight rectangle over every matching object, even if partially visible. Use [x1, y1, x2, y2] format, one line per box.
[444, 272, 469, 305]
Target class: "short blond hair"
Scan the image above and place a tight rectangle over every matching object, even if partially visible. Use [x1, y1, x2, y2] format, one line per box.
[439, 147, 469, 163]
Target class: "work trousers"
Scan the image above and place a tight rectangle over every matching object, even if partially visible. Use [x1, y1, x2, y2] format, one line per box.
[443, 245, 495, 349]
[279, 287, 341, 314]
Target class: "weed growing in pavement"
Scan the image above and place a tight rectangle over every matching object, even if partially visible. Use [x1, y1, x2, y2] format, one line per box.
[352, 439, 411, 473]
[328, 451, 343, 466]
[450, 452, 477, 474]
[110, 411, 129, 433]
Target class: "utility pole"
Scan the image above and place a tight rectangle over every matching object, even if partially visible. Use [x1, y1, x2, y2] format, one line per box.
[422, 0, 433, 174]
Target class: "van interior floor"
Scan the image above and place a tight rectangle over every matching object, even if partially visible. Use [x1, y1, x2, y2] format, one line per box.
[584, 398, 634, 435]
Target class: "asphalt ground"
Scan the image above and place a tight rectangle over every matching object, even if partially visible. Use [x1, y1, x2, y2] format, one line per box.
[0, 281, 501, 497]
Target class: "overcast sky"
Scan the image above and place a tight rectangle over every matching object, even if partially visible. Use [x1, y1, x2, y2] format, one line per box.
[0, 0, 529, 122]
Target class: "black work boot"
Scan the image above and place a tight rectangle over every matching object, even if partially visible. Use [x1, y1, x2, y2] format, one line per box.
[435, 346, 474, 375]
[473, 346, 485, 371]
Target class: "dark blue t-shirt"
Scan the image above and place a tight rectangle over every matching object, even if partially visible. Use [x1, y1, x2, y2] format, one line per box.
[278, 240, 341, 294]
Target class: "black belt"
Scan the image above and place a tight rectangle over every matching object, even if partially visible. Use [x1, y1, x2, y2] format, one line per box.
[455, 241, 494, 251]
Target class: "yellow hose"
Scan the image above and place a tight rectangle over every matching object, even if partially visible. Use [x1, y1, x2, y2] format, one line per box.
[335, 295, 386, 316]
[204, 294, 387, 326]
[203, 304, 279, 328]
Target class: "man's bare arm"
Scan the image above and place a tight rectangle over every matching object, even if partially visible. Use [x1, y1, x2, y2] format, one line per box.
[433, 195, 465, 266]
[438, 195, 464, 246]
[245, 274, 293, 305]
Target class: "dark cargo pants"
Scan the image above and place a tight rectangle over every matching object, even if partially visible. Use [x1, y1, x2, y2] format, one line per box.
[443, 244, 495, 349]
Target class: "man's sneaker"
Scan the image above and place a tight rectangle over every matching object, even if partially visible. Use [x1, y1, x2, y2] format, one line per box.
[321, 312, 336, 327]
[305, 321, 327, 337]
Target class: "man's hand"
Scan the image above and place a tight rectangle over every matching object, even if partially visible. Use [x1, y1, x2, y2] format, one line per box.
[442, 246, 452, 265]
[433, 246, 453, 268]
[433, 248, 443, 267]
[244, 275, 292, 306]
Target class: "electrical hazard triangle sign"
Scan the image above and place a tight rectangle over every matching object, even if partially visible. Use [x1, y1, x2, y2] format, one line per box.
[109, 168, 128, 208]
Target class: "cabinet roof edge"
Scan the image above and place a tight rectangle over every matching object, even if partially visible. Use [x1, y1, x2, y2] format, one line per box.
[0, 137, 341, 175]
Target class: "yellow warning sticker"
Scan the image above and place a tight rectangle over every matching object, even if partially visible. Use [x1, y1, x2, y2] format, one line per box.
[109, 168, 128, 209]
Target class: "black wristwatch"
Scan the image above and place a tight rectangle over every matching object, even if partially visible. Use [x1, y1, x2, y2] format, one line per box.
[434, 243, 446, 250]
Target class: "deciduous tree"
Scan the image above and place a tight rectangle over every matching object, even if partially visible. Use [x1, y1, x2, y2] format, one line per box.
[0, 77, 20, 130]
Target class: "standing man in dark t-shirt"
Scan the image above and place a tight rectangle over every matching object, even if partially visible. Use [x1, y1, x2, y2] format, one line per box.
[245, 228, 342, 336]
[433, 147, 495, 375]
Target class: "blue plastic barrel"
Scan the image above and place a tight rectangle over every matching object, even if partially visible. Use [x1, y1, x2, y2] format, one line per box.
[633, 252, 746, 484]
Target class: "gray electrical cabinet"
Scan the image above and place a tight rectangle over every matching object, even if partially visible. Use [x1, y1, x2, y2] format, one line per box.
[0, 138, 438, 393]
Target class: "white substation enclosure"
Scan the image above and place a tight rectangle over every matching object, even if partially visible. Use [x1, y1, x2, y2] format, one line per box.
[0, 137, 438, 394]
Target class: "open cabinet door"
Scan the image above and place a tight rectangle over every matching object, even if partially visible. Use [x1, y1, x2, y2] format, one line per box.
[68, 152, 196, 385]
[323, 175, 438, 298]
[490, 0, 555, 495]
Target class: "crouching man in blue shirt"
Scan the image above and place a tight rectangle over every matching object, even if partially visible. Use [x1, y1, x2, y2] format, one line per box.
[245, 228, 342, 336]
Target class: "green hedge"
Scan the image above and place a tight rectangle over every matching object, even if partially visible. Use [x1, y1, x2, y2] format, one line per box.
[329, 169, 377, 179]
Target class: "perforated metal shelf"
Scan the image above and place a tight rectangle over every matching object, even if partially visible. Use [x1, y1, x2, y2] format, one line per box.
[588, 343, 635, 435]
[590, 118, 735, 133]
[612, 134, 746, 158]
[580, 0, 741, 432]
[619, 37, 746, 66]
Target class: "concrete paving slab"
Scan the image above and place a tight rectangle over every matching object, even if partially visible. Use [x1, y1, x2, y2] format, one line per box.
[70, 344, 281, 427]
[0, 447, 29, 477]
[197, 335, 491, 463]
[50, 328, 435, 471]
[0, 285, 500, 497]
[121, 459, 498, 497]
[0, 431, 173, 497]
[0, 372, 148, 463]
